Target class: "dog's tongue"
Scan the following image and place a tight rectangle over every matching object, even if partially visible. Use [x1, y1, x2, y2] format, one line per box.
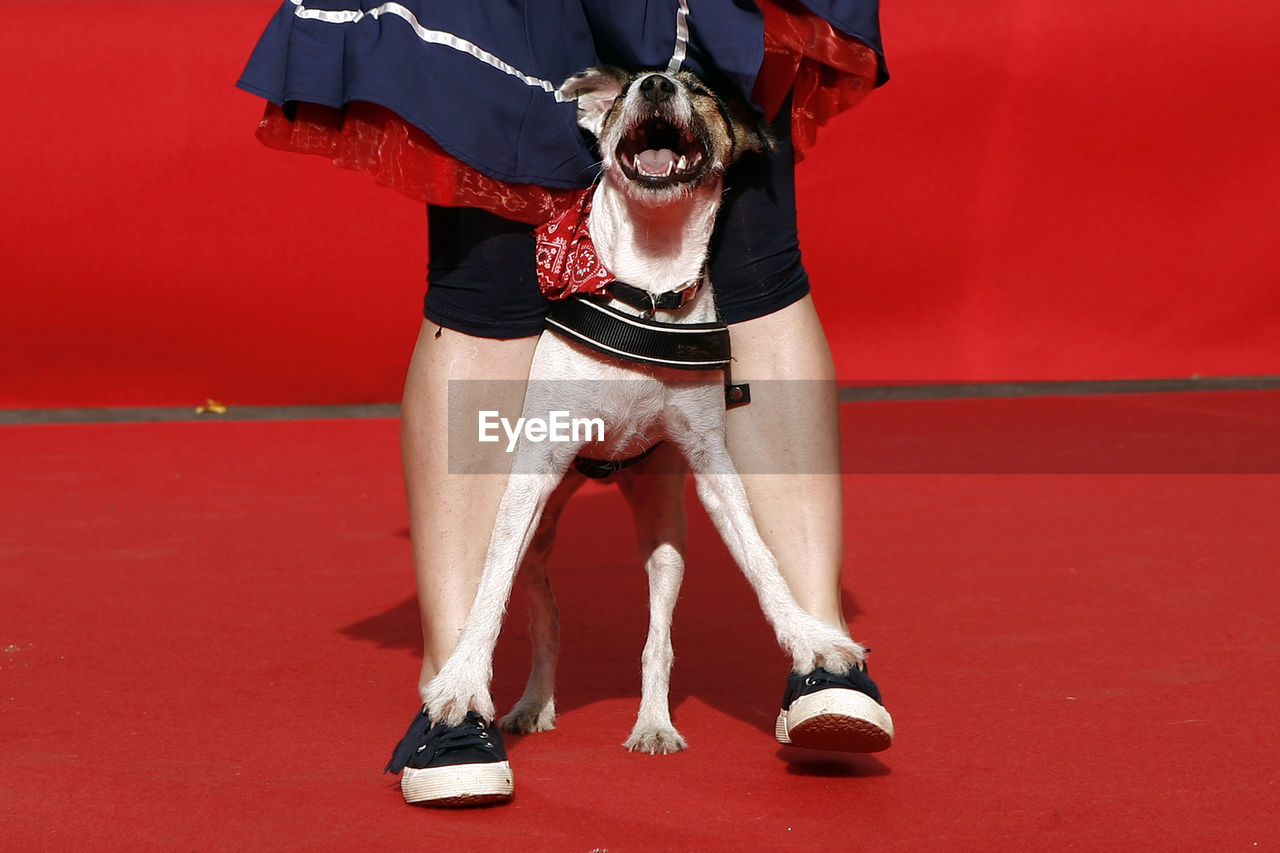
[637, 148, 677, 175]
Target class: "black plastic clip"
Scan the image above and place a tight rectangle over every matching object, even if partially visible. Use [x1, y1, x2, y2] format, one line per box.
[725, 382, 751, 408]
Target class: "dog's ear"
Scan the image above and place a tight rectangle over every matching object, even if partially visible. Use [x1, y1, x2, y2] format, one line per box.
[729, 101, 778, 156]
[559, 66, 631, 138]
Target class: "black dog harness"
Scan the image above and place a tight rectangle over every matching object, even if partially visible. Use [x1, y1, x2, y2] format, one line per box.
[545, 285, 751, 478]
[546, 293, 732, 370]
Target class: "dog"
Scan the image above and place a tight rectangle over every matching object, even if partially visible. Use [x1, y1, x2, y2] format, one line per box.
[422, 66, 865, 754]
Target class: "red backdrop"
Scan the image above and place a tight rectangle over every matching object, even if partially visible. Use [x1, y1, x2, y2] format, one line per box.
[2, 0, 1278, 408]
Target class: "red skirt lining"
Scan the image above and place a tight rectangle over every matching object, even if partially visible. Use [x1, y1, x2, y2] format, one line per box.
[253, 0, 880, 222]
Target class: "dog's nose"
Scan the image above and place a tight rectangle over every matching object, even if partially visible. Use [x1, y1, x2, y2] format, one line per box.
[639, 74, 676, 105]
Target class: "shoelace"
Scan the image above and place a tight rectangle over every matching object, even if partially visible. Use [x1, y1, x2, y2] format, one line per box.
[384, 710, 497, 774]
[786, 664, 882, 707]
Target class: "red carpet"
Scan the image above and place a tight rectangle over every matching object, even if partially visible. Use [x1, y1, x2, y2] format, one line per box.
[4, 394, 1278, 850]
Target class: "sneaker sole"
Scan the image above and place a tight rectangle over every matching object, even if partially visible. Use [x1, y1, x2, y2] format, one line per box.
[776, 688, 894, 753]
[400, 761, 514, 806]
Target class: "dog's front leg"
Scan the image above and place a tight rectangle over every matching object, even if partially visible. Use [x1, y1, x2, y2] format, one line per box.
[671, 423, 865, 676]
[617, 444, 689, 753]
[422, 450, 574, 726]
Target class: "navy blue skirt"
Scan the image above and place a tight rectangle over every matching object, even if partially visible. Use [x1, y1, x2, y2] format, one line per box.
[237, 0, 887, 190]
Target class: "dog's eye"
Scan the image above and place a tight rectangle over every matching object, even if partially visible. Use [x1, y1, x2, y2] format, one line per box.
[675, 72, 709, 95]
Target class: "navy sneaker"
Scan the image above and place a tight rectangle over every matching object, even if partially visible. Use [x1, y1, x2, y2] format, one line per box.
[384, 708, 514, 806]
[775, 665, 894, 753]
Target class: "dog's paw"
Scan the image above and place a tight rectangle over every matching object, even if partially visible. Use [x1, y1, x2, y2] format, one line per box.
[500, 699, 557, 734]
[421, 666, 496, 727]
[811, 636, 867, 676]
[784, 619, 867, 675]
[624, 726, 688, 754]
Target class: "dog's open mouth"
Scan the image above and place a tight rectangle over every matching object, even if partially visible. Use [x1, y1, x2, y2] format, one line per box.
[616, 117, 707, 186]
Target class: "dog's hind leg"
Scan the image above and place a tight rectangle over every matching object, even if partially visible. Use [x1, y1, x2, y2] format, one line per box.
[671, 424, 864, 676]
[617, 444, 689, 753]
[500, 472, 584, 734]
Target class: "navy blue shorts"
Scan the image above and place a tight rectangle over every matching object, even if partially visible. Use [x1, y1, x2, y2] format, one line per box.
[423, 110, 809, 338]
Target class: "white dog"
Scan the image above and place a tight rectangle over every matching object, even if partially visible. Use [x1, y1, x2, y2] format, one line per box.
[422, 67, 865, 757]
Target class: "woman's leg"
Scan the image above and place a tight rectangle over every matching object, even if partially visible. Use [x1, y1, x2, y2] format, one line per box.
[726, 298, 894, 753]
[401, 205, 548, 690]
[392, 322, 538, 805]
[724, 294, 847, 632]
[400, 322, 540, 690]
[386, 207, 549, 805]
[709, 93, 848, 634]
[710, 97, 893, 751]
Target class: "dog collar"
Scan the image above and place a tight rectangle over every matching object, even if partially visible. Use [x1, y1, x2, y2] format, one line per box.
[545, 296, 731, 371]
[607, 274, 705, 317]
[535, 190, 704, 313]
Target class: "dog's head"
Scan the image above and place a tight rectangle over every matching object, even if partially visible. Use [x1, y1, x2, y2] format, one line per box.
[560, 67, 774, 205]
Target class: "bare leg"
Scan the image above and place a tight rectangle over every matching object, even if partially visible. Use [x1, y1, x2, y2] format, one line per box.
[423, 456, 575, 725]
[724, 295, 848, 633]
[400, 322, 539, 691]
[723, 297, 896, 750]
[669, 403, 862, 675]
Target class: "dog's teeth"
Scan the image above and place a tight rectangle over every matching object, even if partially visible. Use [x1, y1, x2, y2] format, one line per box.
[677, 154, 688, 171]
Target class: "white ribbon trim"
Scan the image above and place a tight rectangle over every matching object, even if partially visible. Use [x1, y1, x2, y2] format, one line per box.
[289, 0, 570, 101]
[666, 0, 691, 74]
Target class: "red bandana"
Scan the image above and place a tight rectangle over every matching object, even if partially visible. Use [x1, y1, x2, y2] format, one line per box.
[535, 189, 615, 300]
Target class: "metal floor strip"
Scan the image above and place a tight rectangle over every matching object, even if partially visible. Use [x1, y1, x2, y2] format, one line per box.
[1, 378, 1277, 425]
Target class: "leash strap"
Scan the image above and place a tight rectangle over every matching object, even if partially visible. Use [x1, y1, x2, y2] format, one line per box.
[545, 296, 732, 370]
[573, 442, 663, 479]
